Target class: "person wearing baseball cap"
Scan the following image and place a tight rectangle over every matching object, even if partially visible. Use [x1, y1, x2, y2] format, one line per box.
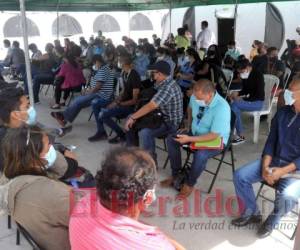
[125, 60, 183, 164]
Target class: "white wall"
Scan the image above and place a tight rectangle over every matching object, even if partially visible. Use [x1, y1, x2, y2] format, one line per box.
[235, 3, 266, 56]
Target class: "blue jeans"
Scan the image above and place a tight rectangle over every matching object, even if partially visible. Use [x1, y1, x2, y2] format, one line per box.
[233, 159, 300, 229]
[63, 93, 110, 123]
[167, 134, 221, 186]
[231, 100, 263, 135]
[126, 122, 178, 162]
[32, 72, 54, 102]
[96, 105, 134, 136]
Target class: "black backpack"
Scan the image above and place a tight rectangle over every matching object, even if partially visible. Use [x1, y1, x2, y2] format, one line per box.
[133, 87, 165, 131]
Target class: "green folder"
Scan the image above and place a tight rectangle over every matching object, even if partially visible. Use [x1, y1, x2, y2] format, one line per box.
[190, 137, 223, 150]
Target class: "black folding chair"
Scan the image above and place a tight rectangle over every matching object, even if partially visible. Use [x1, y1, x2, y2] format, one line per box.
[256, 181, 299, 240]
[181, 111, 236, 193]
[16, 222, 42, 249]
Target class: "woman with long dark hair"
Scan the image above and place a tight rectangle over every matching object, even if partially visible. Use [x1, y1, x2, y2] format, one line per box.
[52, 51, 86, 109]
[0, 126, 71, 249]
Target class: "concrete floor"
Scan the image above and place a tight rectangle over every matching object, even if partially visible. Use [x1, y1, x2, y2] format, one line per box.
[0, 89, 296, 250]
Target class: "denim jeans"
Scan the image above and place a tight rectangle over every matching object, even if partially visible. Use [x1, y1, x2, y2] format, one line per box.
[167, 132, 221, 186]
[32, 73, 54, 102]
[126, 122, 178, 162]
[231, 100, 264, 135]
[63, 93, 110, 123]
[96, 105, 134, 136]
[233, 159, 300, 229]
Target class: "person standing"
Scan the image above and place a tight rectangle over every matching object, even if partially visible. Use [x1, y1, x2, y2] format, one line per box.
[196, 21, 216, 52]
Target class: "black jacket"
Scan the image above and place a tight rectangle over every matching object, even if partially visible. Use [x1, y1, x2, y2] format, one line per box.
[240, 69, 265, 102]
[0, 125, 7, 172]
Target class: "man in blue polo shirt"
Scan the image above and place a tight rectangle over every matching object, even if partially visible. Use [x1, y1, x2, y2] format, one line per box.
[161, 79, 231, 198]
[231, 77, 300, 239]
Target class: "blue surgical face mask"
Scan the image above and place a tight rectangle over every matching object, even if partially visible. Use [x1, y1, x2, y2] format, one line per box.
[196, 99, 207, 107]
[43, 145, 57, 169]
[26, 106, 37, 125]
[284, 89, 296, 106]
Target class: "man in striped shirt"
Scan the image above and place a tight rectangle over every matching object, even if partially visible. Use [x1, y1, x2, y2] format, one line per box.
[51, 55, 115, 132]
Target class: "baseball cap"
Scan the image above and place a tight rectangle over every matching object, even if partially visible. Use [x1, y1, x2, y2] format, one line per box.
[148, 61, 171, 76]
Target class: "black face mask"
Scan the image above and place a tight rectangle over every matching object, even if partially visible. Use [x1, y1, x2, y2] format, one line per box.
[207, 50, 215, 57]
[269, 56, 278, 62]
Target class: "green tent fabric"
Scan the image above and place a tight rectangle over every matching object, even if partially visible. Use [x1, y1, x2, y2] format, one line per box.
[0, 0, 299, 12]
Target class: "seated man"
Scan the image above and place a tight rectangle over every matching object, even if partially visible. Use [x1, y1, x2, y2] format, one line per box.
[230, 59, 265, 144]
[125, 61, 183, 163]
[224, 41, 241, 61]
[0, 87, 73, 177]
[51, 55, 114, 130]
[69, 147, 185, 250]
[231, 78, 300, 238]
[88, 55, 141, 143]
[161, 79, 231, 198]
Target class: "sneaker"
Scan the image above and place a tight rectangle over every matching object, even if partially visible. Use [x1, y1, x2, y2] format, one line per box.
[51, 112, 66, 127]
[108, 135, 126, 144]
[88, 133, 107, 142]
[232, 136, 246, 145]
[58, 125, 73, 137]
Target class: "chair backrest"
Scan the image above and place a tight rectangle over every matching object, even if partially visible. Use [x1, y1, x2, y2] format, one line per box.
[263, 74, 280, 112]
[16, 223, 41, 250]
[283, 67, 291, 90]
[222, 68, 234, 96]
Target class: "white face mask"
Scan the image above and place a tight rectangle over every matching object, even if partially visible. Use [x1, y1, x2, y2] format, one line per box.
[196, 99, 207, 107]
[136, 52, 142, 57]
[43, 145, 57, 169]
[284, 89, 296, 106]
[240, 71, 250, 79]
[92, 65, 98, 71]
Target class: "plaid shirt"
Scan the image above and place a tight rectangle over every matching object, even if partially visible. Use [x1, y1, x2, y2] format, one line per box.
[152, 77, 183, 127]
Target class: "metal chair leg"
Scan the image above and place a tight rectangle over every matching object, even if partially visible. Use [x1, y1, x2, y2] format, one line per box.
[16, 228, 20, 245]
[255, 183, 265, 201]
[8, 215, 11, 229]
[45, 85, 51, 96]
[291, 225, 297, 240]
[88, 111, 93, 121]
[163, 156, 169, 169]
[230, 146, 235, 174]
[207, 153, 225, 194]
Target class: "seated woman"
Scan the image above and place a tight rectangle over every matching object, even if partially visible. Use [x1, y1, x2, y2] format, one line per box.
[0, 126, 71, 250]
[177, 48, 201, 111]
[52, 52, 85, 109]
[194, 44, 222, 81]
[70, 147, 185, 250]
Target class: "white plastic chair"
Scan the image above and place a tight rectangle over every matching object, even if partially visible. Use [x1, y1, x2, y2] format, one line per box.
[222, 68, 234, 97]
[283, 67, 291, 90]
[244, 74, 280, 143]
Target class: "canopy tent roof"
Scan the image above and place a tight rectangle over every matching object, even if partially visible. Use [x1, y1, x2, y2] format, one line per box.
[0, 0, 299, 12]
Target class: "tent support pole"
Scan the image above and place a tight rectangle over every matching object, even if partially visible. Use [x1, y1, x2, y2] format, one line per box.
[234, 0, 238, 40]
[169, 1, 172, 34]
[19, 0, 34, 106]
[128, 8, 130, 38]
[56, 0, 60, 40]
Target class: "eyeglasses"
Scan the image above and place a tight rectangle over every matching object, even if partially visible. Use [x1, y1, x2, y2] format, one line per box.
[197, 107, 206, 125]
